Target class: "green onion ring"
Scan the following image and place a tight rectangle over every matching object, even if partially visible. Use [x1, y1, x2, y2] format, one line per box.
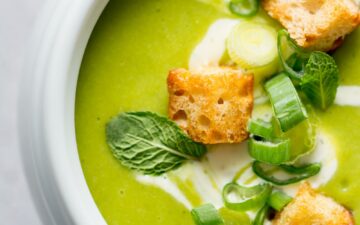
[248, 137, 291, 165]
[228, 0, 260, 18]
[222, 182, 272, 211]
[252, 204, 270, 225]
[280, 163, 321, 174]
[267, 191, 292, 211]
[281, 118, 317, 163]
[286, 53, 308, 75]
[265, 73, 308, 132]
[191, 204, 224, 225]
[252, 161, 321, 186]
[247, 119, 274, 140]
[277, 29, 311, 81]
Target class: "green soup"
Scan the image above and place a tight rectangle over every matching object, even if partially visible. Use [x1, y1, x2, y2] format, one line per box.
[75, 0, 360, 224]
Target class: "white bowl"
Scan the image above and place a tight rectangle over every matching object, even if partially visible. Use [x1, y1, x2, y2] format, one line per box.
[18, 0, 109, 224]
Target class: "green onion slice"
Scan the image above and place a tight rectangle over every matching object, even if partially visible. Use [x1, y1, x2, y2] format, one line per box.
[218, 207, 251, 225]
[267, 191, 292, 211]
[286, 53, 308, 76]
[282, 118, 317, 163]
[222, 182, 272, 211]
[247, 119, 274, 139]
[191, 204, 224, 225]
[280, 163, 321, 174]
[228, 0, 260, 18]
[248, 138, 291, 165]
[252, 161, 321, 186]
[277, 29, 310, 81]
[265, 73, 308, 132]
[253, 204, 270, 225]
[227, 22, 278, 70]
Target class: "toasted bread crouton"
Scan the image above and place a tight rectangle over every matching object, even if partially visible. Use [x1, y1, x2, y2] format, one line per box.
[273, 182, 354, 225]
[263, 0, 360, 51]
[167, 67, 254, 144]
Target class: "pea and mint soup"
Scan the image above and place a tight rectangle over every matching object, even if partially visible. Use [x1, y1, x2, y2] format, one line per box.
[76, 0, 360, 224]
[76, 1, 224, 224]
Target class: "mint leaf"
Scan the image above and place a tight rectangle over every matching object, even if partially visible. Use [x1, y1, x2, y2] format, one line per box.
[106, 112, 207, 175]
[301, 51, 339, 110]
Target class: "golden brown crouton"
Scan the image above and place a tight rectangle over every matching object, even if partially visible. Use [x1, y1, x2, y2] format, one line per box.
[167, 67, 254, 144]
[273, 182, 354, 225]
[263, 0, 360, 51]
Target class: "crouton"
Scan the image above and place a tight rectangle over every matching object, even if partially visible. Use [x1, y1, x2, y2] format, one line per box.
[262, 0, 360, 51]
[273, 182, 354, 225]
[167, 67, 254, 144]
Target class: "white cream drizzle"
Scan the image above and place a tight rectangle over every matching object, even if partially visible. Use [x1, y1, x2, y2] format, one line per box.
[137, 130, 337, 209]
[189, 18, 239, 71]
[277, 131, 338, 196]
[335, 86, 360, 107]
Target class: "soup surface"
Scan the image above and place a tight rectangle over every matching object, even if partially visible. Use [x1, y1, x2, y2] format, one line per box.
[75, 0, 360, 224]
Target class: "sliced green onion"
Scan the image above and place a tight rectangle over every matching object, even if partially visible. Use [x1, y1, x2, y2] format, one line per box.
[248, 138, 291, 165]
[286, 53, 308, 74]
[280, 163, 321, 174]
[227, 22, 278, 70]
[282, 119, 317, 162]
[265, 73, 308, 132]
[267, 191, 292, 211]
[222, 182, 272, 211]
[252, 204, 270, 225]
[247, 119, 274, 139]
[218, 207, 251, 225]
[252, 161, 321, 186]
[191, 204, 224, 225]
[277, 29, 310, 81]
[228, 0, 260, 18]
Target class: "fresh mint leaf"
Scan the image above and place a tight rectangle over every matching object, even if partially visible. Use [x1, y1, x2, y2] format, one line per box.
[301, 51, 339, 110]
[106, 111, 207, 175]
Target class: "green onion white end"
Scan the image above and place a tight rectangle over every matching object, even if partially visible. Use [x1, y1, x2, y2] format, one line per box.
[227, 21, 278, 77]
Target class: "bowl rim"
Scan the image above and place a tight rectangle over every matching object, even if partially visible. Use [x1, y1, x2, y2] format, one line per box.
[18, 0, 108, 224]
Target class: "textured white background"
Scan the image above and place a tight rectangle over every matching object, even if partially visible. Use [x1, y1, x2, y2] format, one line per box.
[0, 0, 44, 224]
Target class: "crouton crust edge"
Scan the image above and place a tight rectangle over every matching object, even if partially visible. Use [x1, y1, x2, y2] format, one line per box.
[273, 182, 355, 225]
[262, 0, 360, 51]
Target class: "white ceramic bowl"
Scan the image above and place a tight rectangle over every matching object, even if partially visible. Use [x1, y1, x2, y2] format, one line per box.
[19, 0, 109, 224]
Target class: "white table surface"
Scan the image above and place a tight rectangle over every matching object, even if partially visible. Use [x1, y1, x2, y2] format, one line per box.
[0, 0, 44, 224]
